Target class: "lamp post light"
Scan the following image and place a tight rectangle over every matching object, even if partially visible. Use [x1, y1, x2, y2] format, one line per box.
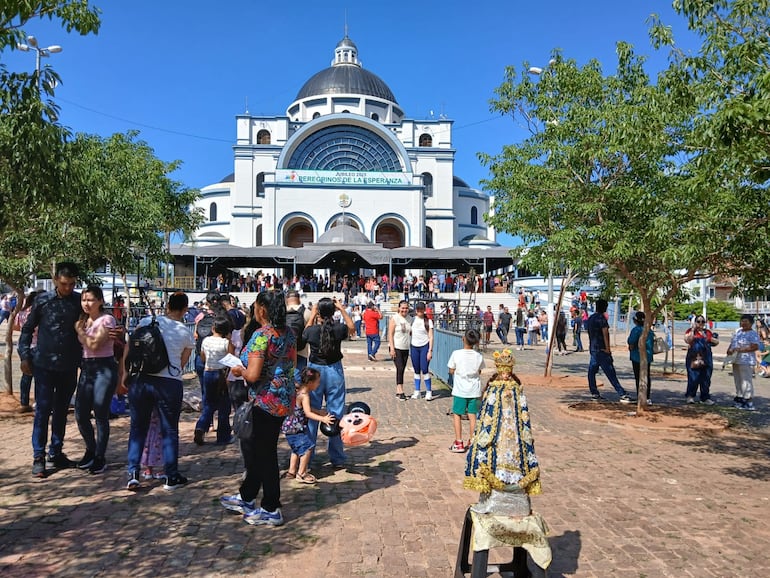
[16, 35, 62, 91]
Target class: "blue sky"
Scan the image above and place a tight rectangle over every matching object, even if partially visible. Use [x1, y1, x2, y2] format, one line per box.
[4, 1, 700, 247]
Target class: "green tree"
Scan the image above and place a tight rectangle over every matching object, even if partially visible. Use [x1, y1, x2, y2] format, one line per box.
[0, 1, 100, 395]
[650, 0, 770, 294]
[0, 1, 100, 50]
[480, 45, 700, 409]
[483, 2, 770, 410]
[672, 300, 740, 322]
[65, 132, 203, 296]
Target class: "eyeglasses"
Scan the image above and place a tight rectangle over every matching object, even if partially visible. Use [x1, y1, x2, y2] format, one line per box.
[695, 319, 705, 323]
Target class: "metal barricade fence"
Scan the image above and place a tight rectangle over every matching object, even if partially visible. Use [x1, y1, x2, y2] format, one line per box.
[432, 328, 464, 385]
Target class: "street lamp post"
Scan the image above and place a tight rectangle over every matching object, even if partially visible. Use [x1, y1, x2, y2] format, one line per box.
[528, 60, 557, 352]
[16, 35, 62, 91]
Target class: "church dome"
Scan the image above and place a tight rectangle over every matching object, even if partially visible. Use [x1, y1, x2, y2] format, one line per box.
[296, 67, 397, 102]
[294, 35, 397, 103]
[315, 224, 371, 245]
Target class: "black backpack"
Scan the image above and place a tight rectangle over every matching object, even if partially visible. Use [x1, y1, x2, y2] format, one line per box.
[125, 315, 179, 376]
[195, 313, 216, 355]
[286, 304, 307, 351]
[228, 308, 246, 331]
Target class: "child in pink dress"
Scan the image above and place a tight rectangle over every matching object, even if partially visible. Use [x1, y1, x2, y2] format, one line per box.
[141, 408, 164, 480]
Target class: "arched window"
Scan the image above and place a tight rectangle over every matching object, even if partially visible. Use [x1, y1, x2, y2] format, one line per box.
[471, 206, 478, 225]
[312, 112, 321, 119]
[419, 133, 432, 147]
[256, 172, 265, 197]
[421, 172, 433, 197]
[257, 130, 271, 145]
[370, 112, 379, 121]
[255, 225, 262, 247]
[426, 227, 434, 249]
[287, 125, 401, 172]
[209, 202, 217, 222]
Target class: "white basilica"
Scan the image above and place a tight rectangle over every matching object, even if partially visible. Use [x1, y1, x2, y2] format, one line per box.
[186, 34, 499, 257]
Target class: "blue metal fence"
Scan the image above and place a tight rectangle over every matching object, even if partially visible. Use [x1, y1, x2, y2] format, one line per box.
[183, 322, 196, 374]
[432, 328, 464, 384]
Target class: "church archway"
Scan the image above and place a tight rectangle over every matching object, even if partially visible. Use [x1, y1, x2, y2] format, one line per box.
[285, 221, 314, 248]
[375, 222, 404, 248]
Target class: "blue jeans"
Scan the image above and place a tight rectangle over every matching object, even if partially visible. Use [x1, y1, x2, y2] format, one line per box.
[587, 350, 627, 397]
[20, 373, 33, 407]
[31, 366, 78, 458]
[574, 331, 584, 351]
[286, 427, 315, 457]
[293, 354, 308, 384]
[195, 370, 231, 442]
[685, 364, 713, 400]
[75, 357, 118, 458]
[515, 327, 526, 347]
[307, 361, 347, 465]
[354, 320, 362, 337]
[366, 333, 381, 357]
[126, 375, 183, 477]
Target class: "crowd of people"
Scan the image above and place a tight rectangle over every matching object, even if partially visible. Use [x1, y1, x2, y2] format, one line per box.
[194, 270, 535, 300]
[16, 268, 368, 527]
[13, 263, 769, 531]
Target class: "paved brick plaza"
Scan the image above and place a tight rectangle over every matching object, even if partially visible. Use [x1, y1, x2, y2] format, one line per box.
[0, 333, 768, 577]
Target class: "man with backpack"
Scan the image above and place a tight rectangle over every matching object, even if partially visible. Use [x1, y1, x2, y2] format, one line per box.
[194, 293, 233, 412]
[125, 291, 195, 491]
[285, 289, 310, 378]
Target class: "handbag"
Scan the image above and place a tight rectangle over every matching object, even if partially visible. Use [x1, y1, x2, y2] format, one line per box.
[652, 336, 666, 355]
[232, 401, 254, 440]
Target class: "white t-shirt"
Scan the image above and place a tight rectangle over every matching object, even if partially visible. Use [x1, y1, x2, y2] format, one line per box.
[729, 329, 761, 366]
[447, 349, 485, 398]
[202, 335, 230, 370]
[138, 315, 195, 380]
[410, 316, 433, 347]
[391, 314, 411, 350]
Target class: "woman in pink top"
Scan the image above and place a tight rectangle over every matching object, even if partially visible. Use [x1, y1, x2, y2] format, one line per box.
[74, 285, 118, 474]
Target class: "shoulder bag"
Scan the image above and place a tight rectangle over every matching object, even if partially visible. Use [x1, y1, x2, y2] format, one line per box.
[232, 400, 254, 440]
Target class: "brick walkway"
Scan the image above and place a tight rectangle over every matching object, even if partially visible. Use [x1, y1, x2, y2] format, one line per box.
[1, 334, 769, 577]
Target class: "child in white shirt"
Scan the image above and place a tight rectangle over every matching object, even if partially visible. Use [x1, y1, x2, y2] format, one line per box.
[447, 328, 485, 453]
[195, 317, 234, 445]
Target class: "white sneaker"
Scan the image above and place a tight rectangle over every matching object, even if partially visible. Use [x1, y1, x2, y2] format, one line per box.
[424, 391, 433, 401]
[410, 391, 421, 400]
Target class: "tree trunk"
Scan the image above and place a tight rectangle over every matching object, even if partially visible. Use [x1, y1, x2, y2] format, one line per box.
[635, 294, 653, 413]
[544, 271, 574, 377]
[121, 273, 131, 325]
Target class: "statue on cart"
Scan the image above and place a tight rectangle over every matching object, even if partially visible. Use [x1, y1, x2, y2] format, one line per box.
[458, 349, 551, 575]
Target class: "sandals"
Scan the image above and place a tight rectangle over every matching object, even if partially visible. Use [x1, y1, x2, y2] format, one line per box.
[281, 470, 296, 479]
[296, 472, 317, 484]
